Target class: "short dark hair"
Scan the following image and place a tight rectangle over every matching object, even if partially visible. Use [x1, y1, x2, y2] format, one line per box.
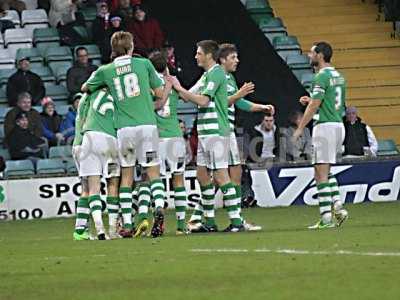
[197, 40, 219, 61]
[314, 42, 333, 63]
[218, 43, 237, 63]
[178, 119, 184, 124]
[148, 51, 167, 73]
[75, 46, 88, 56]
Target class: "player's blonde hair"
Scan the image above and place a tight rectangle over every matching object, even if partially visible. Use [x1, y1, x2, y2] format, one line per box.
[111, 31, 134, 57]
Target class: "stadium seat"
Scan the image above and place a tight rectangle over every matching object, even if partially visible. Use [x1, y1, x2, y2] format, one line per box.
[36, 159, 65, 175]
[259, 17, 287, 43]
[0, 126, 5, 145]
[56, 104, 70, 116]
[72, 26, 91, 44]
[50, 62, 72, 85]
[264, 32, 287, 44]
[1, 10, 21, 27]
[0, 87, 7, 105]
[36, 42, 61, 57]
[301, 72, 314, 91]
[0, 106, 11, 123]
[0, 69, 13, 87]
[0, 33, 4, 48]
[0, 148, 11, 160]
[21, 9, 48, 27]
[16, 48, 44, 67]
[286, 54, 312, 79]
[4, 28, 33, 58]
[74, 44, 101, 65]
[0, 49, 16, 69]
[45, 84, 69, 102]
[293, 69, 313, 82]
[4, 160, 35, 178]
[65, 159, 78, 174]
[21, 0, 38, 10]
[31, 66, 56, 87]
[273, 35, 301, 57]
[80, 6, 97, 23]
[259, 17, 284, 29]
[246, 1, 274, 25]
[44, 46, 73, 64]
[32, 105, 42, 113]
[377, 139, 399, 156]
[33, 28, 60, 45]
[49, 145, 72, 160]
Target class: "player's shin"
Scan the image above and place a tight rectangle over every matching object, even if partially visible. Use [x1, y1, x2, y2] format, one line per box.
[317, 182, 333, 224]
[201, 184, 216, 227]
[106, 196, 119, 230]
[119, 187, 133, 230]
[221, 183, 242, 227]
[75, 196, 89, 234]
[329, 174, 342, 211]
[233, 184, 242, 218]
[174, 186, 187, 230]
[150, 179, 165, 210]
[138, 183, 151, 222]
[89, 195, 105, 235]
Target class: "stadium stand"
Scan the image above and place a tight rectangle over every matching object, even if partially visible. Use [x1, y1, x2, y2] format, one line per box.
[1, 10, 21, 27]
[4, 159, 35, 178]
[36, 158, 65, 175]
[48, 145, 72, 160]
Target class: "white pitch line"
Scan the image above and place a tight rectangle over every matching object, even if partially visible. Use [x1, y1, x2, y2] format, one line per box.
[190, 248, 400, 257]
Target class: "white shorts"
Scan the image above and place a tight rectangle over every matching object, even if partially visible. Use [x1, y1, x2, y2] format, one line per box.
[312, 122, 345, 164]
[228, 132, 241, 166]
[197, 135, 229, 170]
[117, 125, 160, 168]
[159, 137, 186, 175]
[79, 131, 120, 178]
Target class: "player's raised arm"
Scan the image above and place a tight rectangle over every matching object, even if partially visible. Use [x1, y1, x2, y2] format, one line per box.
[153, 78, 173, 110]
[81, 67, 105, 93]
[228, 82, 255, 106]
[171, 76, 210, 107]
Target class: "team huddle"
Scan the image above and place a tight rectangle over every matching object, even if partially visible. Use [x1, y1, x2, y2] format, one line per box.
[72, 31, 348, 241]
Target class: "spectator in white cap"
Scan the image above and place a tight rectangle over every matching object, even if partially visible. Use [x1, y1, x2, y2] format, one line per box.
[343, 106, 378, 157]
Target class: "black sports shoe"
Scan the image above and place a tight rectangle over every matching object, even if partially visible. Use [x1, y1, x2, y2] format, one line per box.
[190, 223, 210, 233]
[223, 224, 245, 233]
[204, 224, 218, 233]
[98, 233, 106, 240]
[151, 207, 165, 238]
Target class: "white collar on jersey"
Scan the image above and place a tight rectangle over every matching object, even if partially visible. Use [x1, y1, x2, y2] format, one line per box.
[114, 55, 131, 61]
[318, 66, 335, 73]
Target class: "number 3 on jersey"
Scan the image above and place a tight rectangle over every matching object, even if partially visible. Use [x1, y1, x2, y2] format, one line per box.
[334, 86, 342, 111]
[114, 73, 141, 101]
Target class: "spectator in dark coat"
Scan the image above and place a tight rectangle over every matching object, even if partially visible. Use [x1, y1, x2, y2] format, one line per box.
[7, 57, 46, 107]
[40, 97, 65, 147]
[66, 47, 98, 97]
[113, 0, 134, 26]
[92, 1, 110, 62]
[101, 14, 125, 62]
[8, 112, 46, 160]
[110, 0, 140, 12]
[4, 93, 43, 145]
[127, 5, 165, 56]
[60, 93, 81, 143]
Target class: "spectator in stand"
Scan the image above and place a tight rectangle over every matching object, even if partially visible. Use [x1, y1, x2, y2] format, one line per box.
[179, 119, 193, 165]
[1, 0, 26, 14]
[92, 1, 110, 62]
[4, 93, 43, 144]
[283, 111, 312, 161]
[60, 93, 81, 143]
[188, 118, 198, 164]
[40, 97, 65, 147]
[101, 14, 125, 62]
[0, 8, 16, 33]
[343, 106, 378, 157]
[127, 4, 165, 56]
[249, 114, 280, 161]
[8, 112, 47, 161]
[113, 0, 134, 26]
[67, 46, 98, 97]
[7, 57, 45, 107]
[161, 42, 183, 77]
[109, 0, 140, 12]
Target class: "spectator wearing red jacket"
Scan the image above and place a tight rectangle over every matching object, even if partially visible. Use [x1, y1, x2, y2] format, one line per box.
[127, 5, 165, 56]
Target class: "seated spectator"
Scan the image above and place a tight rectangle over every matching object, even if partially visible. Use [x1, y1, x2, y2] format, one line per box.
[250, 114, 280, 161]
[127, 4, 165, 56]
[113, 0, 134, 26]
[101, 14, 125, 62]
[179, 119, 193, 165]
[92, 1, 110, 62]
[283, 111, 312, 161]
[60, 93, 81, 143]
[40, 97, 65, 147]
[0, 8, 16, 34]
[343, 106, 378, 157]
[7, 57, 45, 107]
[67, 47, 98, 97]
[8, 112, 46, 161]
[4, 93, 43, 145]
[0, 0, 26, 14]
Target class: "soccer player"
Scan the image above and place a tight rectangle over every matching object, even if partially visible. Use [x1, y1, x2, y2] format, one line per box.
[171, 40, 243, 232]
[76, 89, 121, 240]
[82, 31, 169, 238]
[148, 51, 189, 235]
[293, 41, 348, 229]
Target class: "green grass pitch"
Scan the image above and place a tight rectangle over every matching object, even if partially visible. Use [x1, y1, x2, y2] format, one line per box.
[1, 202, 400, 300]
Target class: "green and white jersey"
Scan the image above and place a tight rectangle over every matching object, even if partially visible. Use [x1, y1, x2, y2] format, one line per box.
[82, 89, 117, 138]
[226, 73, 238, 132]
[197, 64, 230, 137]
[155, 74, 182, 139]
[73, 93, 90, 147]
[311, 67, 346, 124]
[85, 55, 163, 129]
